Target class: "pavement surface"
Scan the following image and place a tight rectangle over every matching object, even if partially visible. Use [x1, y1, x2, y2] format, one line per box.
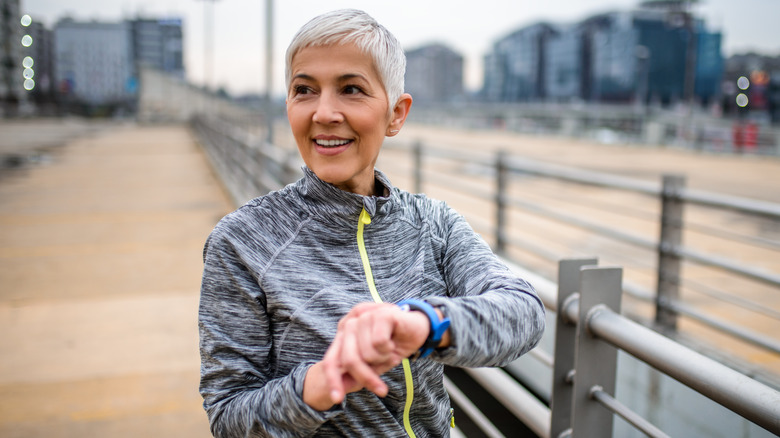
[0, 121, 232, 437]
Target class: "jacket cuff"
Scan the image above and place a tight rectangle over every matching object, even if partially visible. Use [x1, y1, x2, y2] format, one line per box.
[290, 362, 346, 425]
[419, 297, 460, 362]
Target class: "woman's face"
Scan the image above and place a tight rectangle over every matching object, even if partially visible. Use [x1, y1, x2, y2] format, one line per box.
[286, 43, 410, 196]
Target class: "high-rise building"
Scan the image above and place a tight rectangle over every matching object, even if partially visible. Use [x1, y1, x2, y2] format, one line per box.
[545, 24, 585, 102]
[405, 43, 464, 104]
[482, 6, 723, 106]
[483, 23, 554, 102]
[54, 19, 135, 106]
[694, 29, 724, 104]
[589, 12, 644, 102]
[131, 18, 184, 79]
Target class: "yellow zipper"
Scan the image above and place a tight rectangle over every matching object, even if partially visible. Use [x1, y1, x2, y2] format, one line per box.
[357, 208, 417, 438]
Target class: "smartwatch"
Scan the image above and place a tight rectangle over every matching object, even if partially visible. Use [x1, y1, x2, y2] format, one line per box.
[397, 299, 450, 359]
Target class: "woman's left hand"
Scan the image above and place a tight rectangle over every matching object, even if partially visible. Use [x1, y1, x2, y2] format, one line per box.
[317, 302, 430, 405]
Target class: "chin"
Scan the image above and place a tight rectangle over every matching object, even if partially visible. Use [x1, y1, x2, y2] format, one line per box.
[312, 166, 349, 185]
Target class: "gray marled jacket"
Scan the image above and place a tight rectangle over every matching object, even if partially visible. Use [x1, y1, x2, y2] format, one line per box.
[199, 167, 545, 437]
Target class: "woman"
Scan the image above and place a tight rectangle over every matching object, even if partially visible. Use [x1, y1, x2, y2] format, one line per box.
[199, 9, 545, 437]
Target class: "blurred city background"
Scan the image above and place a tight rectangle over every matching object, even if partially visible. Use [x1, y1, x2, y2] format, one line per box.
[2, 0, 780, 152]
[2, 1, 780, 131]
[2, 0, 780, 437]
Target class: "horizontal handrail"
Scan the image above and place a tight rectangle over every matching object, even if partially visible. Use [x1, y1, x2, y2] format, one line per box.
[505, 195, 658, 251]
[506, 259, 780, 434]
[673, 245, 780, 288]
[663, 299, 780, 354]
[465, 367, 551, 438]
[682, 187, 780, 218]
[505, 155, 661, 196]
[589, 386, 671, 438]
[443, 376, 506, 438]
[583, 306, 780, 434]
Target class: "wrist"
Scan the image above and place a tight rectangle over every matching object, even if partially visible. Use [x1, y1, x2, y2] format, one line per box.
[303, 362, 337, 411]
[434, 308, 451, 349]
[397, 299, 450, 359]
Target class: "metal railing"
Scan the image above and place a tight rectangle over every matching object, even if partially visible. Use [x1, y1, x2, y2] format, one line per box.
[190, 115, 300, 206]
[494, 257, 780, 437]
[383, 140, 780, 366]
[190, 116, 780, 437]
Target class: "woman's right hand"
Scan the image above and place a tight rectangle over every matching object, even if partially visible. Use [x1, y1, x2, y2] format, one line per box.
[302, 302, 431, 410]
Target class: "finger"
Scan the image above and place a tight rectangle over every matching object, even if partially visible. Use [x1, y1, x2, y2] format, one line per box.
[322, 331, 347, 404]
[370, 353, 404, 376]
[341, 319, 389, 397]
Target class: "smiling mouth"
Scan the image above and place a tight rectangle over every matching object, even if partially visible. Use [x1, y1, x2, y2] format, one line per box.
[314, 138, 351, 148]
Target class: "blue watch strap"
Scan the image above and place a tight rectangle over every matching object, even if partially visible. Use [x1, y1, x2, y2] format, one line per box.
[397, 299, 450, 359]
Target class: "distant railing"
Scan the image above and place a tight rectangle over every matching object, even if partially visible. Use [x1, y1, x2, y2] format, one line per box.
[190, 115, 300, 206]
[190, 116, 780, 437]
[408, 103, 780, 156]
[385, 140, 780, 367]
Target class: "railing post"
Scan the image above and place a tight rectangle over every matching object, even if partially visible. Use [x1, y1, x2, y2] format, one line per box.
[550, 258, 598, 438]
[413, 141, 423, 194]
[495, 150, 508, 254]
[655, 174, 686, 332]
[570, 266, 623, 438]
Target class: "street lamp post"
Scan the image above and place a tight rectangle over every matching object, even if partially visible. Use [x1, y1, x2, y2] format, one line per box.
[198, 0, 220, 115]
[264, 0, 273, 143]
[635, 45, 651, 113]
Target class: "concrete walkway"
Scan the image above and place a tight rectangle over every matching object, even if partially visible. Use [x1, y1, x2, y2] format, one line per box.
[0, 122, 232, 437]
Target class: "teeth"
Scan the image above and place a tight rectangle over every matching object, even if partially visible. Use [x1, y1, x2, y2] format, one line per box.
[315, 139, 350, 147]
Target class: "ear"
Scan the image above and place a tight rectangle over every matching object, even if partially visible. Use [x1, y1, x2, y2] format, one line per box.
[386, 93, 413, 137]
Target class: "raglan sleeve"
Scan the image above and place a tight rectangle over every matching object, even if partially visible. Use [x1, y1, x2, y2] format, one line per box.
[198, 223, 343, 438]
[424, 205, 546, 368]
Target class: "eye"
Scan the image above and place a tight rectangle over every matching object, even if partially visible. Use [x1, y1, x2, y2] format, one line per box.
[292, 84, 313, 96]
[343, 85, 365, 95]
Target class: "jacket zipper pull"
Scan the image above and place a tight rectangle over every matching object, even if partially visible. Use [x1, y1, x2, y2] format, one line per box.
[359, 208, 371, 225]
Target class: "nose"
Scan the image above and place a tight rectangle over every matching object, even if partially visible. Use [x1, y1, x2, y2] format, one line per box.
[312, 91, 344, 125]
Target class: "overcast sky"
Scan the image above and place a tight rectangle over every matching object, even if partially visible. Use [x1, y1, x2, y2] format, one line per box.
[22, 0, 780, 96]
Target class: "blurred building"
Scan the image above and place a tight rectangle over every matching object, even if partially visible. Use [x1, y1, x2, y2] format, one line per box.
[51, 16, 184, 115]
[405, 43, 464, 104]
[54, 19, 135, 110]
[483, 23, 554, 102]
[131, 18, 185, 79]
[22, 20, 56, 107]
[1, 0, 25, 115]
[482, 3, 723, 107]
[544, 24, 585, 102]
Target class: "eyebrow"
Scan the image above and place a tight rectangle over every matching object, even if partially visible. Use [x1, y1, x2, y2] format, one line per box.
[291, 73, 315, 82]
[337, 73, 368, 82]
[291, 73, 369, 83]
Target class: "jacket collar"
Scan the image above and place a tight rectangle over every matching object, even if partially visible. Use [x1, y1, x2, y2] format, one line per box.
[296, 167, 397, 224]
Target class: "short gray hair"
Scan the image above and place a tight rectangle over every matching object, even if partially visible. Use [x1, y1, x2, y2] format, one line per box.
[285, 9, 406, 108]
